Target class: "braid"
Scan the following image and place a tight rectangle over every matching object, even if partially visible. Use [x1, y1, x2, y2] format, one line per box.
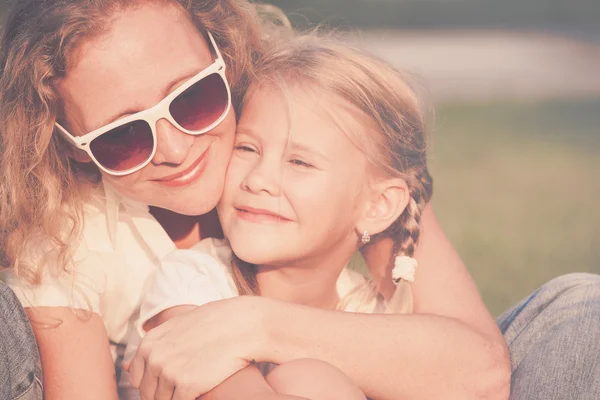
[371, 168, 433, 258]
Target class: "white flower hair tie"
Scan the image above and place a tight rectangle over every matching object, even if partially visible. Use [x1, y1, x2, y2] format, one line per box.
[392, 256, 418, 283]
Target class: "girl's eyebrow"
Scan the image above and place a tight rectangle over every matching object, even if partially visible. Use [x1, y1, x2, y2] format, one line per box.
[236, 126, 329, 161]
[235, 126, 259, 138]
[288, 141, 329, 161]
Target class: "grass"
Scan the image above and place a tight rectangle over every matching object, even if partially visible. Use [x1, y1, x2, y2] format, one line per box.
[427, 97, 600, 316]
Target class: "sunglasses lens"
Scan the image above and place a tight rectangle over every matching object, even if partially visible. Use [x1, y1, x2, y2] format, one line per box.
[170, 73, 229, 132]
[90, 120, 153, 172]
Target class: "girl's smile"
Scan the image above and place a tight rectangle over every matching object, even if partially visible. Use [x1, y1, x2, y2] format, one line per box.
[235, 206, 293, 223]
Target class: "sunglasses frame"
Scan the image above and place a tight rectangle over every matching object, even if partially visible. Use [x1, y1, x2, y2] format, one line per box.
[55, 31, 232, 176]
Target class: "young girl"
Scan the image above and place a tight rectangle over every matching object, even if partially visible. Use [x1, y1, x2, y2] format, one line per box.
[133, 33, 433, 399]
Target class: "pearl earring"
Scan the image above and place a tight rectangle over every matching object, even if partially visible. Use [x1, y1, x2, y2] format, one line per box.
[361, 231, 371, 244]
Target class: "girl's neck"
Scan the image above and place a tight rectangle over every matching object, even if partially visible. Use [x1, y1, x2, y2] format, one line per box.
[150, 207, 223, 249]
[256, 246, 355, 310]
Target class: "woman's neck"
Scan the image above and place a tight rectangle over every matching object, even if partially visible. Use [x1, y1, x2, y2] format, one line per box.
[256, 246, 355, 310]
[150, 207, 223, 249]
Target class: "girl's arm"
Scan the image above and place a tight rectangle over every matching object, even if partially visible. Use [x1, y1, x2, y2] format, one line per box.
[200, 365, 302, 400]
[26, 307, 118, 400]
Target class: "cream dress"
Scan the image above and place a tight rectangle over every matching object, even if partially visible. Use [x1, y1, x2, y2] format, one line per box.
[134, 237, 416, 377]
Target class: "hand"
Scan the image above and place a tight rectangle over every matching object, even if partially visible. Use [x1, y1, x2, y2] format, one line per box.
[129, 296, 269, 400]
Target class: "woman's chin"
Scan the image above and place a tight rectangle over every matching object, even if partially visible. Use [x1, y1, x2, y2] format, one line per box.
[148, 193, 221, 216]
[167, 201, 218, 216]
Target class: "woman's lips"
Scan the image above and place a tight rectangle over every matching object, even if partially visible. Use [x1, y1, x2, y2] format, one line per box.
[235, 206, 292, 223]
[153, 148, 210, 187]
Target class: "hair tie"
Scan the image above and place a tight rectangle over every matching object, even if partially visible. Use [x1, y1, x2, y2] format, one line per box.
[392, 256, 418, 283]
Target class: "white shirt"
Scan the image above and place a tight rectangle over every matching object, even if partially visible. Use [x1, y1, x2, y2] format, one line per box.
[136, 237, 384, 340]
[3, 181, 176, 365]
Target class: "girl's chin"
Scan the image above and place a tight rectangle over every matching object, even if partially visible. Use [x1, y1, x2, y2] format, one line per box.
[231, 249, 272, 265]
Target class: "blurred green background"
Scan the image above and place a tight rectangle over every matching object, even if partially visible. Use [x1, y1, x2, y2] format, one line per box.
[264, 0, 599, 30]
[266, 0, 600, 315]
[430, 99, 599, 316]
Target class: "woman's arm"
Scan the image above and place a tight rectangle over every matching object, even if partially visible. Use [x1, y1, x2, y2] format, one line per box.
[363, 203, 506, 343]
[131, 204, 510, 400]
[26, 307, 118, 400]
[141, 305, 292, 400]
[260, 300, 508, 400]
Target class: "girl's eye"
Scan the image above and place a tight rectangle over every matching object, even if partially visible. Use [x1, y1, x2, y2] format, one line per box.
[289, 158, 314, 169]
[234, 144, 257, 153]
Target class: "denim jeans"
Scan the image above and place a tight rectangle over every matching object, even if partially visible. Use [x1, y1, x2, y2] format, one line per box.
[0, 281, 43, 400]
[498, 273, 600, 400]
[1, 274, 600, 399]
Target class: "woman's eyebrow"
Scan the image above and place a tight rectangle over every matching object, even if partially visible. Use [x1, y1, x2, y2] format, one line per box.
[97, 107, 141, 128]
[97, 68, 203, 128]
[162, 67, 203, 97]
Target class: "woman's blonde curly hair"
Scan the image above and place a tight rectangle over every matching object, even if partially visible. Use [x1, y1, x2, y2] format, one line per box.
[0, 0, 286, 283]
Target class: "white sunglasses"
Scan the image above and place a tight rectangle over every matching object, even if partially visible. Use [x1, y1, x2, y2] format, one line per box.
[55, 31, 232, 176]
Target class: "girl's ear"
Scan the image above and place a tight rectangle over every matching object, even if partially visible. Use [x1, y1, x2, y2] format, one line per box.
[356, 178, 410, 238]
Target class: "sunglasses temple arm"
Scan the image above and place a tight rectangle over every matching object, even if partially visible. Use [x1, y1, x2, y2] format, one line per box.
[54, 122, 80, 146]
[206, 31, 224, 63]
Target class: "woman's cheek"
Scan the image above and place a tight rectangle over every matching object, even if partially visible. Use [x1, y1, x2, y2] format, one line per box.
[223, 157, 247, 192]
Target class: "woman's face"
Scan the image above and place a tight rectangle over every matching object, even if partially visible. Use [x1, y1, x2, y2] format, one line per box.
[58, 2, 236, 215]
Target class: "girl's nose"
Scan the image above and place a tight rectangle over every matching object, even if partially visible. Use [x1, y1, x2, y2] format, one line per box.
[241, 158, 282, 196]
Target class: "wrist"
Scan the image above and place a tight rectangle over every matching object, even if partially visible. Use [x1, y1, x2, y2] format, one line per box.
[238, 296, 278, 363]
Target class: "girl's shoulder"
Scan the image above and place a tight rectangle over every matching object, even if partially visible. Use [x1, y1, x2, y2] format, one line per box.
[157, 237, 236, 296]
[188, 237, 233, 269]
[136, 238, 238, 337]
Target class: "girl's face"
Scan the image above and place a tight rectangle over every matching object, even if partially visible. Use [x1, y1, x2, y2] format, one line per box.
[218, 84, 372, 267]
[58, 2, 236, 215]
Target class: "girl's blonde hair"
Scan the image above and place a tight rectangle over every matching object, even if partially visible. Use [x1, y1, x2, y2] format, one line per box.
[0, 0, 286, 283]
[232, 32, 434, 296]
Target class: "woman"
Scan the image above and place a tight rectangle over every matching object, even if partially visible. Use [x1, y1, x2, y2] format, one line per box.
[0, 1, 598, 399]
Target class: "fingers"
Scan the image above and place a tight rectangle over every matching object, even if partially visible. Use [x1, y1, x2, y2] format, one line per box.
[129, 353, 146, 389]
[130, 328, 163, 389]
[138, 353, 161, 400]
[172, 385, 198, 400]
[154, 377, 175, 400]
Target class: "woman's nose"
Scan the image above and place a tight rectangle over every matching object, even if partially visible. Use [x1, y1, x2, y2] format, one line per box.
[152, 119, 194, 166]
